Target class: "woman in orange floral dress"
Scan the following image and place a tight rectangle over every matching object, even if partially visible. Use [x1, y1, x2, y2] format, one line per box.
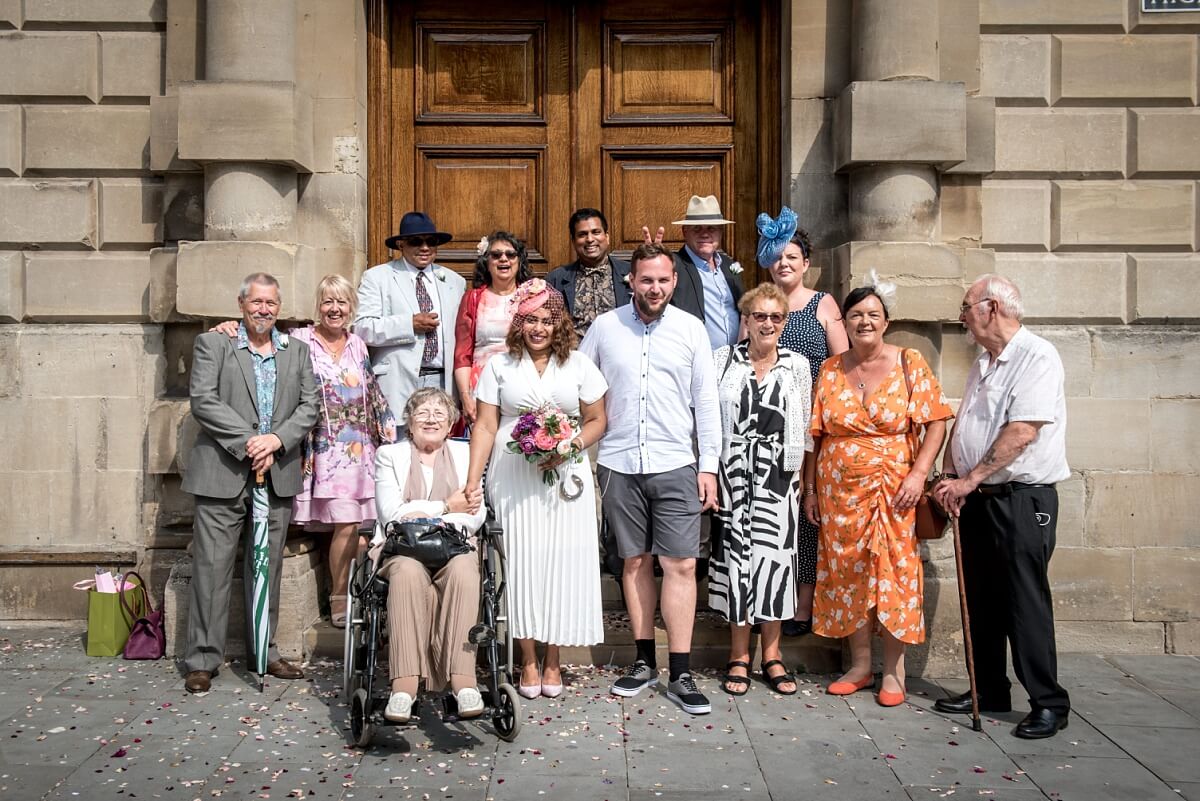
[803, 280, 953, 707]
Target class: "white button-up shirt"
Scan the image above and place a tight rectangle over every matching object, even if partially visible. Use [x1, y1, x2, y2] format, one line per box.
[951, 326, 1070, 485]
[579, 304, 721, 475]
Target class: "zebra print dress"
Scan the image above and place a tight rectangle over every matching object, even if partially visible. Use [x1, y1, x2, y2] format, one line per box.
[708, 344, 812, 625]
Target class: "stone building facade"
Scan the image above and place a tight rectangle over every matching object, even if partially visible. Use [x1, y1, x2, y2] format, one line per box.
[0, 1, 1196, 668]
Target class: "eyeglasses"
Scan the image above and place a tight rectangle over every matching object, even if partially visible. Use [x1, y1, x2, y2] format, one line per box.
[749, 312, 786, 324]
[959, 298, 993, 315]
[404, 236, 440, 248]
[488, 250, 518, 260]
[410, 408, 449, 423]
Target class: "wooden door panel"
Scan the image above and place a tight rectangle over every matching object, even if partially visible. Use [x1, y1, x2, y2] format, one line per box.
[602, 146, 733, 255]
[415, 146, 546, 261]
[416, 22, 545, 121]
[369, 1, 779, 275]
[603, 22, 733, 123]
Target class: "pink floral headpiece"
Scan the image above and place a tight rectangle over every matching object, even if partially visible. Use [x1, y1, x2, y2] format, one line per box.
[510, 278, 551, 316]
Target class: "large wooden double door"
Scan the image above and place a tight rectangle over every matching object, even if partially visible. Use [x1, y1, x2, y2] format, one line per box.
[367, 0, 780, 271]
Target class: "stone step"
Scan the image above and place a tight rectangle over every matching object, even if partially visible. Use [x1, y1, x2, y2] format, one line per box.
[305, 607, 842, 673]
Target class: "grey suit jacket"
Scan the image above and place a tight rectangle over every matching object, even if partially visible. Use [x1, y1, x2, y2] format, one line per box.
[182, 331, 319, 499]
[354, 259, 466, 413]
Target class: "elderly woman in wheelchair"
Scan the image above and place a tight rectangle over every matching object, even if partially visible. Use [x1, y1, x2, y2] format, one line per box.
[370, 387, 487, 724]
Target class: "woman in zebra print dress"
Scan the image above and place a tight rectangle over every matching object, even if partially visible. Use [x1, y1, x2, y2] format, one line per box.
[709, 283, 813, 696]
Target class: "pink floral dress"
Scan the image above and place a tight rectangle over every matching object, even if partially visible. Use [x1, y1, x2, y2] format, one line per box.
[291, 326, 397, 527]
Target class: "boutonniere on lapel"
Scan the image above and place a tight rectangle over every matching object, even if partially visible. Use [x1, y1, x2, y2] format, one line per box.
[623, 272, 631, 286]
[278, 333, 289, 347]
[728, 261, 744, 275]
[432, 266, 448, 283]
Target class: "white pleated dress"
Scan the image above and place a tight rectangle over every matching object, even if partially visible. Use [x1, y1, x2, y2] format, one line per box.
[475, 350, 607, 646]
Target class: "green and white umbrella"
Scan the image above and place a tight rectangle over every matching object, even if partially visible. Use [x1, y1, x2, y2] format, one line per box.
[250, 471, 271, 692]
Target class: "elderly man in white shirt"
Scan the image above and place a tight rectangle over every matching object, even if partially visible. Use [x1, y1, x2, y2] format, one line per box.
[580, 242, 721, 716]
[933, 274, 1072, 740]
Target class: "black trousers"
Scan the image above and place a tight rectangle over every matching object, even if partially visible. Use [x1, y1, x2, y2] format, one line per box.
[959, 484, 1070, 713]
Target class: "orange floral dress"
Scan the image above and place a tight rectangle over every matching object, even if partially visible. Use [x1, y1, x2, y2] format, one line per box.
[809, 348, 953, 645]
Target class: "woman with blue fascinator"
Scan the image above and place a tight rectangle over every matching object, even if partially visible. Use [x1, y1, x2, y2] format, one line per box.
[755, 207, 848, 638]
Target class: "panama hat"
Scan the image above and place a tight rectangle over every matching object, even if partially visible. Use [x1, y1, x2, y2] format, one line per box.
[672, 194, 734, 226]
[385, 211, 454, 250]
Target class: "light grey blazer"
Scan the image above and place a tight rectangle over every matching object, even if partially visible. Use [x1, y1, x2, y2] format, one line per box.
[182, 331, 320, 499]
[354, 259, 466, 413]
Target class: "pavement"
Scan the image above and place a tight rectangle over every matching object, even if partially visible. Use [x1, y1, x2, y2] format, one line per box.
[0, 627, 1196, 801]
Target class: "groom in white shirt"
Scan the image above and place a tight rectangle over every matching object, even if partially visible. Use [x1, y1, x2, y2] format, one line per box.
[579, 242, 721, 716]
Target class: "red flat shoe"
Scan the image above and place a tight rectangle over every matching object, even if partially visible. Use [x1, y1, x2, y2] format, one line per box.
[827, 674, 874, 695]
[877, 688, 906, 707]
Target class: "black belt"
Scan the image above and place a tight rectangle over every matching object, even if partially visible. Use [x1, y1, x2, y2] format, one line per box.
[418, 366, 444, 376]
[976, 481, 1054, 497]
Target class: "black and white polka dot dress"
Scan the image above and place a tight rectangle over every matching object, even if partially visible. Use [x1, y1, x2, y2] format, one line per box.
[778, 292, 830, 586]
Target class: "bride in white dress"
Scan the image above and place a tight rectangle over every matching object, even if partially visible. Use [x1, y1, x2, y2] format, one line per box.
[467, 279, 608, 699]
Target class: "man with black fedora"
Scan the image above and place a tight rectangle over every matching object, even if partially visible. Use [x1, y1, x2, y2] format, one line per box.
[669, 195, 744, 352]
[355, 212, 466, 430]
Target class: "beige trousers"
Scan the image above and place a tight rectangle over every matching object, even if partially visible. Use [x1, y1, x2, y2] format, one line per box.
[378, 553, 480, 690]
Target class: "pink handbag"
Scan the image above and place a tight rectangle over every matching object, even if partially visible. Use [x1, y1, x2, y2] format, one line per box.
[119, 571, 165, 660]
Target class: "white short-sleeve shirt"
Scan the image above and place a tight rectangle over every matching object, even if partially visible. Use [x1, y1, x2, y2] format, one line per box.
[951, 326, 1070, 485]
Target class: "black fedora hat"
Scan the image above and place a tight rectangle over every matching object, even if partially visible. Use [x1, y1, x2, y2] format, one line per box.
[385, 211, 453, 250]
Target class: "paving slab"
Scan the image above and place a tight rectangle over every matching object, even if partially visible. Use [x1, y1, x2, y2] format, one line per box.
[996, 712, 1124, 758]
[1170, 781, 1200, 801]
[1071, 676, 1199, 728]
[1098, 724, 1200, 782]
[488, 772, 626, 801]
[1012, 754, 1184, 801]
[0, 764, 73, 800]
[1155, 689, 1200, 723]
[1104, 654, 1200, 692]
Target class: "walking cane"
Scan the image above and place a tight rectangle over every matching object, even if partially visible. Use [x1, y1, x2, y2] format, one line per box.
[950, 515, 983, 732]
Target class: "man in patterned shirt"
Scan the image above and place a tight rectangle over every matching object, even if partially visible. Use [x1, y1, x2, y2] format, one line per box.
[546, 208, 632, 339]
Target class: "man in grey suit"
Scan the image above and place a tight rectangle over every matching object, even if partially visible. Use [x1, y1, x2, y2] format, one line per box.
[355, 212, 466, 431]
[182, 273, 319, 693]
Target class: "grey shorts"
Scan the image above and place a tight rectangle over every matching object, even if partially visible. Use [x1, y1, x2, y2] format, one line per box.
[598, 464, 701, 559]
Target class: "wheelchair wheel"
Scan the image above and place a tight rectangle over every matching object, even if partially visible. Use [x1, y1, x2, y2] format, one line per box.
[351, 687, 375, 747]
[342, 562, 363, 701]
[492, 682, 522, 742]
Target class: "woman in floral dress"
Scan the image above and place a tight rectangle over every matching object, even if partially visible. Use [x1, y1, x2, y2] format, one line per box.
[804, 277, 952, 706]
[291, 275, 396, 627]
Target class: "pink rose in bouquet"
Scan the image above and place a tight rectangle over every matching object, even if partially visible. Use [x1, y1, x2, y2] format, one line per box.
[506, 403, 582, 487]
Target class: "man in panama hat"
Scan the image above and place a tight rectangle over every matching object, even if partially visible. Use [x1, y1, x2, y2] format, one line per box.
[668, 195, 744, 352]
[355, 212, 466, 431]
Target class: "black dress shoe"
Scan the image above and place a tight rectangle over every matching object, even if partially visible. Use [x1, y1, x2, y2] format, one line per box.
[1014, 707, 1069, 739]
[265, 659, 305, 680]
[781, 618, 812, 637]
[933, 690, 1012, 714]
[185, 670, 212, 693]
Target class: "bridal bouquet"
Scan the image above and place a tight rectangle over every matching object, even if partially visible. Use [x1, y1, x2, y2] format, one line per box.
[507, 403, 585, 498]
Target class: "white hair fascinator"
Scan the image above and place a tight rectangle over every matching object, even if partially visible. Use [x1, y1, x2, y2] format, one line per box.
[860, 269, 897, 314]
[476, 236, 490, 257]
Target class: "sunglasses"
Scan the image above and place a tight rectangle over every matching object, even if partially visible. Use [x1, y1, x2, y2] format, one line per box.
[489, 250, 518, 260]
[749, 312, 786, 324]
[404, 236, 440, 248]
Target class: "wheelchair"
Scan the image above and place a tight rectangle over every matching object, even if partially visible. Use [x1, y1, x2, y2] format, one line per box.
[341, 510, 522, 745]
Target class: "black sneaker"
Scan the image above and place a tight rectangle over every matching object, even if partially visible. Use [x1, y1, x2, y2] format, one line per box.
[611, 660, 658, 697]
[666, 672, 711, 715]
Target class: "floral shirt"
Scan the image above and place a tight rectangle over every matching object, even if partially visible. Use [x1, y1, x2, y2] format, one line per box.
[572, 257, 617, 339]
[236, 323, 285, 435]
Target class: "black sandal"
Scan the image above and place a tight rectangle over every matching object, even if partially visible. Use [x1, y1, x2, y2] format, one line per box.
[722, 660, 752, 696]
[781, 618, 812, 637]
[761, 659, 798, 695]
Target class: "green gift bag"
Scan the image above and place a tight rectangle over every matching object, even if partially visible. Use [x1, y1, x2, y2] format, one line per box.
[85, 581, 146, 657]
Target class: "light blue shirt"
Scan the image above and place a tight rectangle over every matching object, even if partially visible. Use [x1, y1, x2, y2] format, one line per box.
[684, 245, 739, 351]
[236, 322, 285, 436]
[579, 304, 721, 475]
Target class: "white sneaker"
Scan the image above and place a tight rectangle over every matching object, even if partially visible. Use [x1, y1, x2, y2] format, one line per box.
[456, 686, 484, 718]
[383, 691, 413, 723]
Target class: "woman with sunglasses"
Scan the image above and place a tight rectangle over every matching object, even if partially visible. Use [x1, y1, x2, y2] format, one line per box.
[708, 282, 813, 697]
[453, 231, 534, 428]
[756, 207, 849, 639]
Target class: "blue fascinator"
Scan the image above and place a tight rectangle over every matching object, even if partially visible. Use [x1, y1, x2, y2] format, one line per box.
[755, 206, 799, 268]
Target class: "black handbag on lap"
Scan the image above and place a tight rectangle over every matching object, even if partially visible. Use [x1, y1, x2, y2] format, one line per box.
[382, 519, 472, 573]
